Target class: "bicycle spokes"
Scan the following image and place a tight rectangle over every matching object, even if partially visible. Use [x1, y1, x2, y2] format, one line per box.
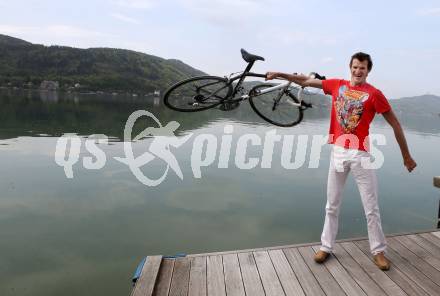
[270, 89, 287, 111]
[164, 76, 232, 112]
[249, 84, 303, 127]
[195, 83, 229, 102]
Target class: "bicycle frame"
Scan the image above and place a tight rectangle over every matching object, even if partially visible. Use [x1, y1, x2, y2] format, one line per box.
[163, 48, 319, 126]
[225, 71, 305, 107]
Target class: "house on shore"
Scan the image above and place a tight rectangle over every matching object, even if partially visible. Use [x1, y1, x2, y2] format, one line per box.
[40, 81, 59, 90]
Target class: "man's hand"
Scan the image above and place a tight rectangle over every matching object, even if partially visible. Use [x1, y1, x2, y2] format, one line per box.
[265, 72, 278, 81]
[264, 72, 323, 88]
[404, 156, 417, 172]
[382, 110, 417, 173]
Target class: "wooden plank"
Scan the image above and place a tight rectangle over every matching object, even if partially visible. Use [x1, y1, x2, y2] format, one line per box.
[283, 247, 326, 296]
[207, 255, 226, 296]
[341, 242, 406, 296]
[297, 246, 345, 296]
[132, 255, 163, 296]
[268, 249, 305, 296]
[431, 231, 440, 239]
[237, 252, 265, 296]
[153, 258, 175, 296]
[311, 245, 367, 296]
[395, 235, 440, 271]
[169, 257, 191, 296]
[388, 237, 440, 285]
[189, 256, 206, 296]
[223, 254, 245, 296]
[420, 233, 440, 248]
[332, 244, 386, 295]
[132, 231, 440, 296]
[188, 229, 439, 258]
[408, 234, 440, 258]
[356, 240, 436, 296]
[253, 251, 285, 296]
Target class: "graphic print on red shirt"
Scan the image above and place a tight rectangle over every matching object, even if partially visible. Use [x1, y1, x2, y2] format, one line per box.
[335, 86, 369, 133]
[322, 79, 391, 151]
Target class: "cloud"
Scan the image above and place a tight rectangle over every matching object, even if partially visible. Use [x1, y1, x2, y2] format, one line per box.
[256, 28, 337, 47]
[46, 25, 110, 39]
[178, 0, 279, 27]
[321, 57, 334, 63]
[109, 12, 140, 24]
[115, 0, 156, 9]
[0, 25, 37, 35]
[417, 7, 440, 16]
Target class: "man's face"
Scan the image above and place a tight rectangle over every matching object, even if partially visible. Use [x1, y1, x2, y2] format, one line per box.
[350, 59, 369, 86]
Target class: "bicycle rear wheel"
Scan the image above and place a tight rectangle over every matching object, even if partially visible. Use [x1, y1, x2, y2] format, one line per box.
[164, 76, 232, 112]
[249, 84, 303, 127]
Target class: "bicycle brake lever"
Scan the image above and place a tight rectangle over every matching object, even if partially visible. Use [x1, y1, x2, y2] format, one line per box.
[310, 72, 326, 80]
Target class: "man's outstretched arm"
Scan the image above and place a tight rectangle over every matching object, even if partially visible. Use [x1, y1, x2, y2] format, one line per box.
[265, 72, 323, 88]
[382, 109, 417, 172]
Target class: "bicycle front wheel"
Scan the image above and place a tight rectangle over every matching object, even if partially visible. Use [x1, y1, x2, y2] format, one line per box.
[249, 84, 303, 127]
[164, 76, 232, 112]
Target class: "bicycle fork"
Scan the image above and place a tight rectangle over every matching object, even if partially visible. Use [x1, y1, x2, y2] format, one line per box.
[271, 82, 292, 110]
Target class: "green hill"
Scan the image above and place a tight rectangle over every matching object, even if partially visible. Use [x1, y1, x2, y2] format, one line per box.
[390, 94, 440, 116]
[0, 34, 205, 92]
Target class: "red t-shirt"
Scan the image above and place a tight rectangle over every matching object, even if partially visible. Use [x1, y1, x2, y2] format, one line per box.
[322, 79, 391, 151]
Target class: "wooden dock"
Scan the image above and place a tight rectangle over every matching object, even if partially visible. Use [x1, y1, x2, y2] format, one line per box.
[131, 230, 440, 296]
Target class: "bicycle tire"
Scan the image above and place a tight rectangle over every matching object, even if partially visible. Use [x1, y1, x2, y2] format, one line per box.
[249, 84, 303, 127]
[163, 76, 233, 112]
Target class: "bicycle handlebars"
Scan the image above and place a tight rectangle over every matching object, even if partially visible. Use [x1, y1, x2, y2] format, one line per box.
[310, 72, 326, 80]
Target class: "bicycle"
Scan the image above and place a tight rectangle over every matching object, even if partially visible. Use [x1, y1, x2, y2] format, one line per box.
[163, 49, 325, 127]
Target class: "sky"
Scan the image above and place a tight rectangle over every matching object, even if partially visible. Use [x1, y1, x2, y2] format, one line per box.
[0, 0, 439, 98]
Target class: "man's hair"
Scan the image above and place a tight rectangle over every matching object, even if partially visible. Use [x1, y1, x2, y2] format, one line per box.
[350, 52, 373, 72]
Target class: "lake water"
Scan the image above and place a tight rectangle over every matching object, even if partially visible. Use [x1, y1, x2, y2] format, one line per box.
[1, 89, 439, 296]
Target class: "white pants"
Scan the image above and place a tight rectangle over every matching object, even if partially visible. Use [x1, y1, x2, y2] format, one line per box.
[320, 146, 387, 255]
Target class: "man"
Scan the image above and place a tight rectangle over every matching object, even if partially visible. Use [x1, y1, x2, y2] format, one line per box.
[266, 52, 417, 270]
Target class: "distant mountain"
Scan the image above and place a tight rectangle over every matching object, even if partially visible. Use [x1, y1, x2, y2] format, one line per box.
[390, 94, 440, 116]
[0, 34, 205, 92]
[0, 34, 32, 46]
[294, 91, 440, 117]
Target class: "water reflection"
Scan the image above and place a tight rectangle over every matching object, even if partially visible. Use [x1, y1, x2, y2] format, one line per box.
[0, 89, 439, 296]
[1, 89, 439, 141]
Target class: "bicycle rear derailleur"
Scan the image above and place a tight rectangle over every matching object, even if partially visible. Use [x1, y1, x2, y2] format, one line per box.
[219, 101, 240, 111]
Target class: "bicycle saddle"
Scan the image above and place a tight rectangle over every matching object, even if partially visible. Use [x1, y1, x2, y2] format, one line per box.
[241, 49, 265, 63]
